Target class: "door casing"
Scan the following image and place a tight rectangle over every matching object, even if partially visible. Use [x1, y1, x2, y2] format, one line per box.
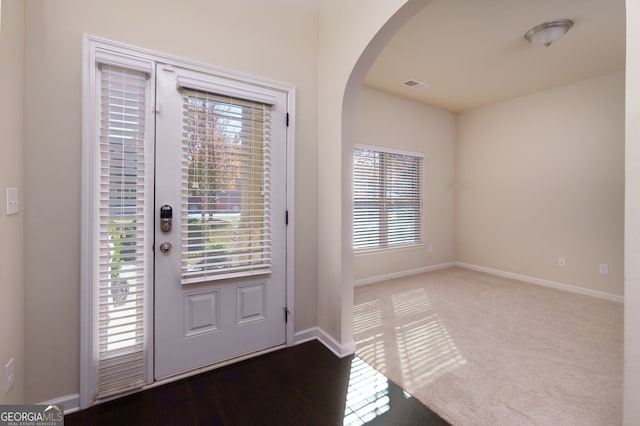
[80, 35, 296, 408]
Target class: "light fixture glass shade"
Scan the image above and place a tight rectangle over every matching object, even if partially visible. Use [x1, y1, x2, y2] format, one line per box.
[525, 19, 574, 47]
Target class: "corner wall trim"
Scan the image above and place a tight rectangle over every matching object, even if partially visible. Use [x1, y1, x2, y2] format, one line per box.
[39, 393, 80, 415]
[456, 262, 624, 303]
[353, 262, 456, 287]
[294, 327, 355, 358]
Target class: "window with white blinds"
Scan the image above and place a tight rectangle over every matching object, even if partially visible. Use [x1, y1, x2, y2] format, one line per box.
[181, 89, 272, 284]
[353, 145, 423, 251]
[96, 64, 149, 398]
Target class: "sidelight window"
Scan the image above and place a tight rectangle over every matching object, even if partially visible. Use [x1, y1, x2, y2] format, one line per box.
[95, 63, 151, 397]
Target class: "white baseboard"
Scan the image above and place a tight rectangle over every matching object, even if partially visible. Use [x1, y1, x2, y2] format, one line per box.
[456, 262, 624, 303]
[294, 327, 355, 358]
[39, 393, 80, 414]
[354, 262, 456, 287]
[293, 327, 319, 345]
[316, 328, 355, 357]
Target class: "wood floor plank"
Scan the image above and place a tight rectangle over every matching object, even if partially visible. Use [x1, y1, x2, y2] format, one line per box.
[66, 340, 448, 425]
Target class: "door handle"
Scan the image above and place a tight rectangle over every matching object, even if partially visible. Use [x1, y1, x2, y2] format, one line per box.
[159, 242, 172, 253]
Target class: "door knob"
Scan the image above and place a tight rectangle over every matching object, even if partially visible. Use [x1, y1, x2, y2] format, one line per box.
[159, 242, 172, 253]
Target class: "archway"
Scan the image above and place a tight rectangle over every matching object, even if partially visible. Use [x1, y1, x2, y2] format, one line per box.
[316, 0, 432, 354]
[317, 0, 640, 424]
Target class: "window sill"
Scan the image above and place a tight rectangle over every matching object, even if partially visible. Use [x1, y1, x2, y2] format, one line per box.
[354, 242, 426, 257]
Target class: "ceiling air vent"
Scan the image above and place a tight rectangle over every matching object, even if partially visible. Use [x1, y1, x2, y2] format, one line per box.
[401, 79, 429, 89]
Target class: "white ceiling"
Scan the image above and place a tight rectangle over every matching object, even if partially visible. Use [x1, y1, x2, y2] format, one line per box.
[363, 0, 626, 113]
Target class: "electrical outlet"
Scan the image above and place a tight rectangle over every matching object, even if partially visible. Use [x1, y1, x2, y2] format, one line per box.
[427, 244, 433, 253]
[5, 358, 14, 394]
[599, 264, 609, 275]
[558, 257, 566, 268]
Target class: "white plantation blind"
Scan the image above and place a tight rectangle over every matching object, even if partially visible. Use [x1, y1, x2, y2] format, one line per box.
[353, 145, 423, 251]
[96, 64, 148, 398]
[181, 89, 272, 284]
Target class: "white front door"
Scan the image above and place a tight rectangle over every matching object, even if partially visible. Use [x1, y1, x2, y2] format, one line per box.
[154, 64, 288, 379]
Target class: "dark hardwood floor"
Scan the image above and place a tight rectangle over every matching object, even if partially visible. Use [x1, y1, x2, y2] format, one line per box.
[67, 340, 449, 425]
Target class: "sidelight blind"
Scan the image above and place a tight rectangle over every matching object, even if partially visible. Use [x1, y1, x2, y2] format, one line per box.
[96, 64, 149, 398]
[181, 89, 272, 284]
[353, 145, 423, 251]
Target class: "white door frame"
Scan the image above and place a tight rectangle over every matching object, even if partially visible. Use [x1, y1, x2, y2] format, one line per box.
[80, 35, 296, 409]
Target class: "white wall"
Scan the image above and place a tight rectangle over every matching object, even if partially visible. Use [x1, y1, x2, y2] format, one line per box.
[23, 0, 319, 403]
[457, 72, 625, 297]
[624, 1, 640, 424]
[0, 0, 25, 405]
[353, 87, 456, 281]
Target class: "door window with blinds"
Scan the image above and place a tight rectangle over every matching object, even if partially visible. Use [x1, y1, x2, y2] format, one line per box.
[181, 90, 272, 284]
[353, 145, 423, 251]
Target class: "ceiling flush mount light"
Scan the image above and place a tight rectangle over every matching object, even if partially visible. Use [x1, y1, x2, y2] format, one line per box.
[524, 19, 574, 47]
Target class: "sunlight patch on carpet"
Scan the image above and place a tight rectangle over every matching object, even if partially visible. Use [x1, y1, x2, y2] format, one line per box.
[391, 288, 432, 317]
[355, 333, 387, 374]
[395, 315, 466, 390]
[353, 299, 383, 334]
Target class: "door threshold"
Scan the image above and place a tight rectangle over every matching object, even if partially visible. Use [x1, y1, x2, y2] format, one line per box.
[150, 343, 287, 389]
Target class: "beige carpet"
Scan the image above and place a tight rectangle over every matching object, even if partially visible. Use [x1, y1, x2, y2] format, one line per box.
[353, 267, 623, 426]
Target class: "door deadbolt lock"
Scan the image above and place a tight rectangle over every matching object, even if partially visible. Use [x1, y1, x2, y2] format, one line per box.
[160, 204, 173, 232]
[159, 241, 172, 253]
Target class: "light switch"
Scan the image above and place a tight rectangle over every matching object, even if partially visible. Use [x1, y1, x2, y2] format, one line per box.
[6, 187, 19, 215]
